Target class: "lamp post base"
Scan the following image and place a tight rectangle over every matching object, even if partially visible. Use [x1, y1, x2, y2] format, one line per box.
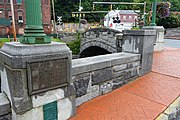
[150, 23, 156, 26]
[20, 27, 51, 44]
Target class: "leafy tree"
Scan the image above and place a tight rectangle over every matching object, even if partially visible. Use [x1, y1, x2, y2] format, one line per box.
[52, 0, 180, 23]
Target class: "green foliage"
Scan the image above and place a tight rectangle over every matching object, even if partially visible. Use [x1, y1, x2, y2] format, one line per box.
[131, 27, 140, 30]
[51, 38, 64, 42]
[66, 33, 81, 55]
[0, 38, 10, 48]
[51, 34, 81, 55]
[157, 13, 180, 28]
[52, 0, 180, 27]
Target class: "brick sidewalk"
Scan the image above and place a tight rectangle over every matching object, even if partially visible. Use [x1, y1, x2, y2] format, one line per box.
[70, 48, 180, 120]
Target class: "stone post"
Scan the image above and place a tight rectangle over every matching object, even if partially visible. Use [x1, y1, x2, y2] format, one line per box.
[122, 30, 156, 76]
[0, 1, 76, 120]
[20, 0, 51, 44]
[150, 0, 157, 26]
[143, 26, 165, 51]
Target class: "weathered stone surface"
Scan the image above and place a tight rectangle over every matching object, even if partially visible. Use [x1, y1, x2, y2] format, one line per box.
[73, 75, 90, 97]
[123, 30, 156, 36]
[141, 53, 153, 68]
[28, 58, 69, 95]
[92, 68, 113, 85]
[72, 52, 140, 75]
[143, 26, 165, 51]
[0, 113, 11, 120]
[113, 64, 127, 72]
[140, 67, 152, 76]
[58, 98, 73, 120]
[31, 89, 64, 108]
[12, 106, 43, 120]
[0, 42, 71, 69]
[99, 81, 113, 94]
[1, 66, 32, 114]
[0, 93, 11, 116]
[80, 27, 121, 55]
[0, 41, 73, 118]
[64, 85, 76, 98]
[122, 30, 156, 76]
[76, 91, 99, 106]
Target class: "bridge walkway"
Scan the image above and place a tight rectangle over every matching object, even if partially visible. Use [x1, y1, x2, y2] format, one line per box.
[70, 47, 180, 120]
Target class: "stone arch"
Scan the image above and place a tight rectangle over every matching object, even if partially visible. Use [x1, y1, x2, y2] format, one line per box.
[80, 27, 121, 57]
[80, 46, 111, 58]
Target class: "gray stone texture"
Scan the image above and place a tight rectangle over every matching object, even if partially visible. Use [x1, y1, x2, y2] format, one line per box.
[0, 113, 11, 120]
[1, 66, 32, 114]
[80, 27, 121, 54]
[122, 30, 156, 76]
[116, 34, 123, 52]
[91, 68, 113, 85]
[59, 32, 77, 43]
[0, 42, 71, 69]
[73, 73, 90, 97]
[72, 53, 141, 106]
[0, 42, 74, 115]
[143, 26, 165, 51]
[72, 52, 140, 75]
[0, 93, 11, 116]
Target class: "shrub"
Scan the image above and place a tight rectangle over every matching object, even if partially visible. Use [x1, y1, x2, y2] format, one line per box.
[157, 13, 180, 28]
[66, 33, 81, 55]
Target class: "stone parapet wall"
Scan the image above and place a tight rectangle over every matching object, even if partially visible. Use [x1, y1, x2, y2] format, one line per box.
[72, 53, 140, 106]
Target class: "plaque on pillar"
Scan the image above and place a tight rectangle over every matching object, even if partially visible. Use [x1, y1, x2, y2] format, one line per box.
[27, 58, 69, 95]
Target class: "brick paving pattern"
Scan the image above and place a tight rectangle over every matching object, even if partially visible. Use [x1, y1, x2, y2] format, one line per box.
[70, 48, 180, 120]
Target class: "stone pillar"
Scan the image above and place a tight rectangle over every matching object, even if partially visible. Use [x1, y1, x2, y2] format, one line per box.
[0, 43, 76, 120]
[116, 33, 123, 52]
[150, 0, 157, 26]
[143, 26, 165, 51]
[122, 30, 156, 76]
[20, 0, 51, 44]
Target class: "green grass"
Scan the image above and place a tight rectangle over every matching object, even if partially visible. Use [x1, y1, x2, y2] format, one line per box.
[0, 37, 81, 55]
[51, 38, 64, 43]
[131, 27, 140, 30]
[0, 38, 10, 42]
[0, 38, 10, 48]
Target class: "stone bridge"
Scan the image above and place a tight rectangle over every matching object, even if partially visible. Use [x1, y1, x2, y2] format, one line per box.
[80, 27, 122, 57]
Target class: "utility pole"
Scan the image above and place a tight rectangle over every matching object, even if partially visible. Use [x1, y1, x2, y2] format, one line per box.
[79, 0, 82, 29]
[150, 0, 157, 26]
[10, 0, 16, 42]
[52, 0, 56, 34]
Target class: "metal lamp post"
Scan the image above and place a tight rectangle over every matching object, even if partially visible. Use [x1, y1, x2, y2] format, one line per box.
[150, 0, 157, 26]
[20, 0, 51, 44]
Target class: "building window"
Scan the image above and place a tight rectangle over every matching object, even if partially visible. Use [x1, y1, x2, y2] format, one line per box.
[16, 0, 22, 4]
[17, 11, 23, 23]
[7, 0, 10, 3]
[0, 0, 4, 3]
[123, 16, 126, 20]
[8, 11, 12, 22]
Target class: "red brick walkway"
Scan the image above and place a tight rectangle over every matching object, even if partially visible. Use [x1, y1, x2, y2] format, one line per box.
[70, 48, 180, 120]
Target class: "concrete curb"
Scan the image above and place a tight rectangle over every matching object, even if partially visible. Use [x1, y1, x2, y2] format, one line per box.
[156, 96, 180, 120]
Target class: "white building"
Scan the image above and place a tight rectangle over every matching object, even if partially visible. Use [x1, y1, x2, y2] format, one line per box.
[104, 10, 138, 31]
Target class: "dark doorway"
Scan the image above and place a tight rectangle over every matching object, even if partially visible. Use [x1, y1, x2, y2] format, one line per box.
[80, 46, 111, 58]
